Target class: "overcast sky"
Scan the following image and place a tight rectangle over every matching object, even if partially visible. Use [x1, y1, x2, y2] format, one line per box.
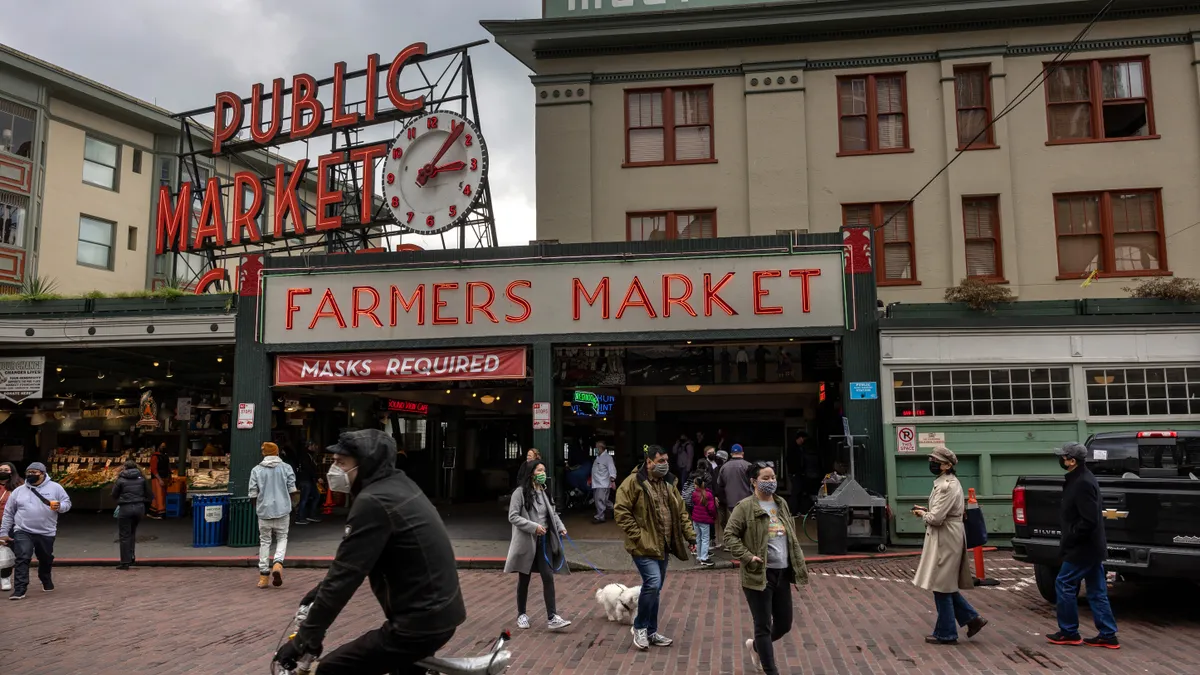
[0, 0, 542, 248]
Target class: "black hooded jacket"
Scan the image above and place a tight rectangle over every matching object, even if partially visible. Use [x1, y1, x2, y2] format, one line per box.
[1059, 463, 1107, 566]
[298, 429, 465, 643]
[111, 468, 152, 506]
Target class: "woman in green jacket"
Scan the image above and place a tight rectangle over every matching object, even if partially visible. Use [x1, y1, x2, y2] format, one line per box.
[724, 463, 808, 675]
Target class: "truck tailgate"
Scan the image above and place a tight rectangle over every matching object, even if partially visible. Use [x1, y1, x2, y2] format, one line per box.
[1022, 476, 1200, 548]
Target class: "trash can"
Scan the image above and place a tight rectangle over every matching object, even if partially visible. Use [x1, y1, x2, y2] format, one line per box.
[192, 493, 231, 547]
[815, 504, 849, 556]
[227, 497, 258, 548]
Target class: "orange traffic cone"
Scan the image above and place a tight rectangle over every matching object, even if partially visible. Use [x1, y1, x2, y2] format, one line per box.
[321, 484, 335, 515]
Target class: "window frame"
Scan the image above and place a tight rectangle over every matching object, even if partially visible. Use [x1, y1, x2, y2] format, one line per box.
[842, 201, 919, 286]
[82, 134, 121, 192]
[626, 209, 718, 242]
[891, 367, 1075, 421]
[953, 65, 997, 150]
[1052, 188, 1169, 280]
[1043, 56, 1158, 145]
[623, 85, 716, 168]
[1084, 365, 1200, 421]
[961, 195, 1005, 282]
[835, 72, 913, 156]
[76, 214, 116, 271]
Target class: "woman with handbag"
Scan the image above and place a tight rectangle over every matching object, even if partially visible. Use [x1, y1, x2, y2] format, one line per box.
[111, 460, 153, 570]
[911, 446, 988, 644]
[504, 459, 571, 632]
[0, 462, 21, 591]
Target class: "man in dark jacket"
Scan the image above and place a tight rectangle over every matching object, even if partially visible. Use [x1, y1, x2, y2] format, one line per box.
[1046, 442, 1119, 649]
[292, 441, 322, 526]
[111, 461, 152, 570]
[716, 444, 754, 542]
[274, 429, 466, 673]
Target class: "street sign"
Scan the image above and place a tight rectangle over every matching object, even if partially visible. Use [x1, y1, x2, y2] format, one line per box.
[919, 432, 945, 447]
[850, 381, 878, 400]
[897, 426, 916, 454]
[533, 402, 551, 430]
[236, 403, 255, 429]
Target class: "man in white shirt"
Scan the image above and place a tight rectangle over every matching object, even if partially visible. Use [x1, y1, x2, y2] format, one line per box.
[0, 463, 71, 600]
[591, 441, 618, 524]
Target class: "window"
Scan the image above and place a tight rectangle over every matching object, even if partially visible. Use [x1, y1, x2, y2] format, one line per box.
[77, 215, 115, 269]
[0, 100, 35, 158]
[127, 226, 138, 251]
[954, 66, 994, 149]
[1086, 367, 1200, 416]
[83, 136, 119, 190]
[0, 192, 28, 248]
[132, 149, 143, 174]
[1053, 189, 1165, 277]
[843, 202, 915, 284]
[962, 197, 1003, 279]
[1046, 58, 1155, 142]
[837, 73, 908, 154]
[627, 210, 716, 241]
[245, 185, 266, 231]
[893, 368, 1072, 418]
[625, 86, 713, 166]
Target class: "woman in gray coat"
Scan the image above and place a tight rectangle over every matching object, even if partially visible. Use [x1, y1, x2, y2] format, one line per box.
[505, 459, 571, 631]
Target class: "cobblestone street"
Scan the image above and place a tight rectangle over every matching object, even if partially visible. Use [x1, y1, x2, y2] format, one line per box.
[3, 553, 1197, 674]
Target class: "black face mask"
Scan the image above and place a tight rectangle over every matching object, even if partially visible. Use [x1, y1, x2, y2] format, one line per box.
[1059, 458, 1072, 471]
[0, 472, 10, 481]
[928, 462, 942, 476]
[27, 473, 43, 485]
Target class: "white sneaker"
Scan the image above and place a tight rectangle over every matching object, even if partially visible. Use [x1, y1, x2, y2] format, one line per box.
[649, 632, 673, 647]
[516, 614, 530, 629]
[747, 638, 761, 670]
[547, 615, 572, 631]
[631, 626, 650, 650]
[0, 577, 10, 591]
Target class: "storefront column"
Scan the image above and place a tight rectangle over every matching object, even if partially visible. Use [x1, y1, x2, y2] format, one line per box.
[229, 256, 272, 498]
[532, 342, 558, 501]
[840, 226, 886, 494]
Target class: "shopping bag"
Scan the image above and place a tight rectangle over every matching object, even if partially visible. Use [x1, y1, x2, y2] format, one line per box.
[965, 505, 988, 549]
[0, 543, 13, 570]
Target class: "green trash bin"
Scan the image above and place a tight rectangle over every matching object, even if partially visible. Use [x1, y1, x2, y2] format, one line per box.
[228, 497, 259, 548]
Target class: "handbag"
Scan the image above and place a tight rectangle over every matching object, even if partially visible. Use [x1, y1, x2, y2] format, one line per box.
[0, 544, 13, 570]
[964, 503, 988, 549]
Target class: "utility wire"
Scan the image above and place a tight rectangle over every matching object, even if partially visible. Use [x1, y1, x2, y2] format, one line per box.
[874, 0, 1119, 233]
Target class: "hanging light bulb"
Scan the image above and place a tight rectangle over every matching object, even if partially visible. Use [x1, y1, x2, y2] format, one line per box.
[56, 366, 62, 373]
[219, 375, 227, 385]
[166, 361, 174, 378]
[480, 395, 495, 405]
[97, 371, 105, 380]
[686, 384, 701, 393]
[216, 356, 223, 363]
[153, 361, 160, 367]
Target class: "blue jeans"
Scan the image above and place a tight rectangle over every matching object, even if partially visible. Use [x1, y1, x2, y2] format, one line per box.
[632, 556, 669, 634]
[932, 592, 979, 641]
[297, 479, 319, 520]
[694, 523, 711, 561]
[1056, 561, 1118, 638]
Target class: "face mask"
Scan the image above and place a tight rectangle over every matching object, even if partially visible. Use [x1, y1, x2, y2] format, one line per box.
[1059, 458, 1072, 471]
[757, 480, 777, 495]
[0, 473, 10, 481]
[534, 473, 547, 486]
[651, 463, 670, 477]
[928, 462, 942, 476]
[326, 464, 354, 493]
[27, 474, 43, 484]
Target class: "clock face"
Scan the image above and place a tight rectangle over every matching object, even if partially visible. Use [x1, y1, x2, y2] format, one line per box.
[382, 110, 488, 235]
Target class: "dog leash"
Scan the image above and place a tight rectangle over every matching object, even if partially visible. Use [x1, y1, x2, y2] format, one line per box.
[557, 532, 606, 575]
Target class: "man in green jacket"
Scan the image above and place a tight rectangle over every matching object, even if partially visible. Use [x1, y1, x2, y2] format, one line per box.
[613, 445, 697, 651]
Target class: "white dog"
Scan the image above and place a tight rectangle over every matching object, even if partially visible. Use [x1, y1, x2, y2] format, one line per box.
[595, 583, 641, 625]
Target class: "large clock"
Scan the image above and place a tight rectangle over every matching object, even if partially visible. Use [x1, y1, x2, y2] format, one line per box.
[382, 110, 488, 235]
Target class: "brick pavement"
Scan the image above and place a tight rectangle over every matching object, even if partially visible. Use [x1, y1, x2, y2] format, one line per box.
[3, 553, 1197, 674]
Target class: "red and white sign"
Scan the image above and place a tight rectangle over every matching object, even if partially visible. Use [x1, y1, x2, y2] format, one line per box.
[274, 347, 526, 386]
[532, 402, 551, 430]
[237, 403, 255, 430]
[896, 426, 916, 454]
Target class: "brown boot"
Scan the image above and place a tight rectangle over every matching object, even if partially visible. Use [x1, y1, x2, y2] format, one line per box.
[257, 574, 270, 589]
[967, 616, 988, 639]
[271, 562, 284, 587]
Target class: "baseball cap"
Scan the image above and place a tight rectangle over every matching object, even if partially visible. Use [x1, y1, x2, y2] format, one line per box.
[1055, 442, 1088, 461]
[730, 444, 744, 454]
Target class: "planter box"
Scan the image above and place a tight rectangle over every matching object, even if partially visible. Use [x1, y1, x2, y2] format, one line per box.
[1084, 298, 1200, 316]
[91, 295, 235, 315]
[0, 299, 91, 317]
[888, 300, 1081, 320]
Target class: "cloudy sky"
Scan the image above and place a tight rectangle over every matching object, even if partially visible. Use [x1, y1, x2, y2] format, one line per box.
[1, 0, 543, 248]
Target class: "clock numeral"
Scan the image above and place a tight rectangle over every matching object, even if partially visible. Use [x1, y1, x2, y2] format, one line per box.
[391, 147, 402, 160]
[386, 173, 395, 185]
[406, 127, 416, 140]
[426, 116, 439, 130]
[462, 184, 472, 197]
[391, 196, 400, 208]
[464, 134, 473, 147]
[470, 158, 478, 171]
[426, 215, 436, 227]
[449, 205, 457, 218]
[406, 211, 414, 224]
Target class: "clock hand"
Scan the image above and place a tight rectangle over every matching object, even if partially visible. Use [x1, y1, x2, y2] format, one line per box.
[433, 161, 465, 172]
[417, 120, 464, 187]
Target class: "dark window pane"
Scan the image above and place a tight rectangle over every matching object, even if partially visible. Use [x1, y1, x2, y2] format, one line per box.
[1107, 400, 1128, 416]
[991, 385, 1011, 400]
[1052, 400, 1072, 415]
[951, 386, 971, 402]
[1012, 384, 1032, 400]
[933, 402, 953, 417]
[913, 371, 932, 386]
[931, 371, 951, 386]
[953, 401, 973, 416]
[1146, 369, 1166, 384]
[916, 387, 934, 402]
[1052, 384, 1071, 400]
[1086, 385, 1106, 402]
[894, 388, 913, 403]
[1125, 369, 1145, 384]
[1166, 368, 1186, 383]
[914, 401, 933, 416]
[972, 385, 990, 401]
[1030, 369, 1051, 383]
[952, 370, 971, 385]
[1032, 399, 1053, 414]
[894, 404, 910, 417]
[1089, 401, 1107, 416]
[973, 400, 992, 416]
[970, 370, 990, 384]
[1147, 385, 1167, 400]
[1168, 384, 1187, 400]
[932, 386, 952, 403]
[1149, 399, 1169, 415]
[1128, 399, 1148, 416]
[1051, 368, 1071, 383]
[990, 370, 1010, 383]
[1170, 399, 1190, 415]
[1011, 370, 1030, 384]
[1032, 384, 1052, 400]
[1013, 399, 1032, 415]
[1187, 368, 1200, 382]
[993, 400, 1013, 415]
[894, 371, 912, 386]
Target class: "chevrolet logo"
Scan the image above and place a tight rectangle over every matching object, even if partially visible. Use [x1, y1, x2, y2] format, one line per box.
[1102, 509, 1129, 520]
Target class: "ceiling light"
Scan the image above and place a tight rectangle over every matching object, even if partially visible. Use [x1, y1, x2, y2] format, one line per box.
[445, 389, 451, 394]
[480, 395, 496, 405]
[216, 356, 223, 363]
[686, 341, 692, 344]
[219, 375, 227, 385]
[97, 371, 105, 380]
[563, 401, 572, 407]
[56, 366, 62, 373]
[686, 384, 701, 393]
[472, 392, 477, 398]
[59, 377, 66, 383]
[303, 404, 315, 413]
[153, 361, 160, 367]
[517, 399, 522, 404]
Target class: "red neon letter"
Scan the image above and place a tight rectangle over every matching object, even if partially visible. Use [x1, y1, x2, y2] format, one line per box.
[315, 151, 346, 231]
[193, 176, 226, 249]
[505, 281, 532, 323]
[230, 172, 263, 245]
[752, 270, 783, 315]
[662, 274, 697, 318]
[572, 278, 609, 320]
[290, 73, 323, 141]
[250, 79, 284, 145]
[616, 276, 657, 319]
[309, 288, 347, 329]
[274, 159, 308, 238]
[331, 62, 360, 129]
[212, 91, 242, 154]
[351, 286, 383, 328]
[286, 288, 312, 330]
[349, 144, 387, 217]
[364, 53, 380, 122]
[466, 282, 499, 324]
[789, 269, 822, 313]
[387, 43, 428, 113]
[155, 183, 191, 254]
[389, 285, 425, 326]
[432, 282, 459, 325]
[703, 272, 738, 317]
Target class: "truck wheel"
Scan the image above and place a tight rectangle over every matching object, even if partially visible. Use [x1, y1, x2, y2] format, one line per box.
[1034, 564, 1059, 604]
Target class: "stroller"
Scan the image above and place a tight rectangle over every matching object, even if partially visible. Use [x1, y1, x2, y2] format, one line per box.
[564, 457, 595, 512]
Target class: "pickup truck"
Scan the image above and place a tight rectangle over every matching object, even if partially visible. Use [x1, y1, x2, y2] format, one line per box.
[1011, 430, 1200, 603]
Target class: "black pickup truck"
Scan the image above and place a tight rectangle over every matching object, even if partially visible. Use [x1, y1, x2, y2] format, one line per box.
[1011, 430, 1200, 603]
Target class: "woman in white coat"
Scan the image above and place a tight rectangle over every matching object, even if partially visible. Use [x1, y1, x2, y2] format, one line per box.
[911, 446, 988, 644]
[505, 459, 572, 631]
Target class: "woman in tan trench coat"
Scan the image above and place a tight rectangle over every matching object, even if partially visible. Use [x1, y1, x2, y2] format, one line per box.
[912, 447, 988, 644]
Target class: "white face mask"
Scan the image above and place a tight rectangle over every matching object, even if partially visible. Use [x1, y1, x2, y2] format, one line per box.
[327, 464, 355, 493]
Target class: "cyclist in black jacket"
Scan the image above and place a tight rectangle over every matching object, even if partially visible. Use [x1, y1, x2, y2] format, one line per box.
[274, 429, 466, 674]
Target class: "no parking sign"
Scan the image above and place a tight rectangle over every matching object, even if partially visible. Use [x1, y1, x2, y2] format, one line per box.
[896, 426, 916, 454]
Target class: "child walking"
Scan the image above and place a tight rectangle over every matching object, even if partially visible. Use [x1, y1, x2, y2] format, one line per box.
[690, 471, 718, 568]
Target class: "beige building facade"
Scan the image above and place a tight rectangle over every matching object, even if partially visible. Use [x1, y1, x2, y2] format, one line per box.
[486, 0, 1200, 303]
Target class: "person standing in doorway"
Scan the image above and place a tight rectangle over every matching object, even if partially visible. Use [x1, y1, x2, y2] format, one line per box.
[786, 431, 809, 515]
[672, 434, 694, 480]
[505, 459, 571, 631]
[0, 462, 23, 592]
[716, 444, 754, 551]
[0, 462, 71, 600]
[755, 345, 769, 382]
[724, 462, 809, 674]
[591, 441, 617, 524]
[736, 347, 750, 382]
[293, 441, 322, 526]
[249, 441, 299, 589]
[1046, 442, 1119, 649]
[111, 460, 152, 570]
[148, 443, 171, 519]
